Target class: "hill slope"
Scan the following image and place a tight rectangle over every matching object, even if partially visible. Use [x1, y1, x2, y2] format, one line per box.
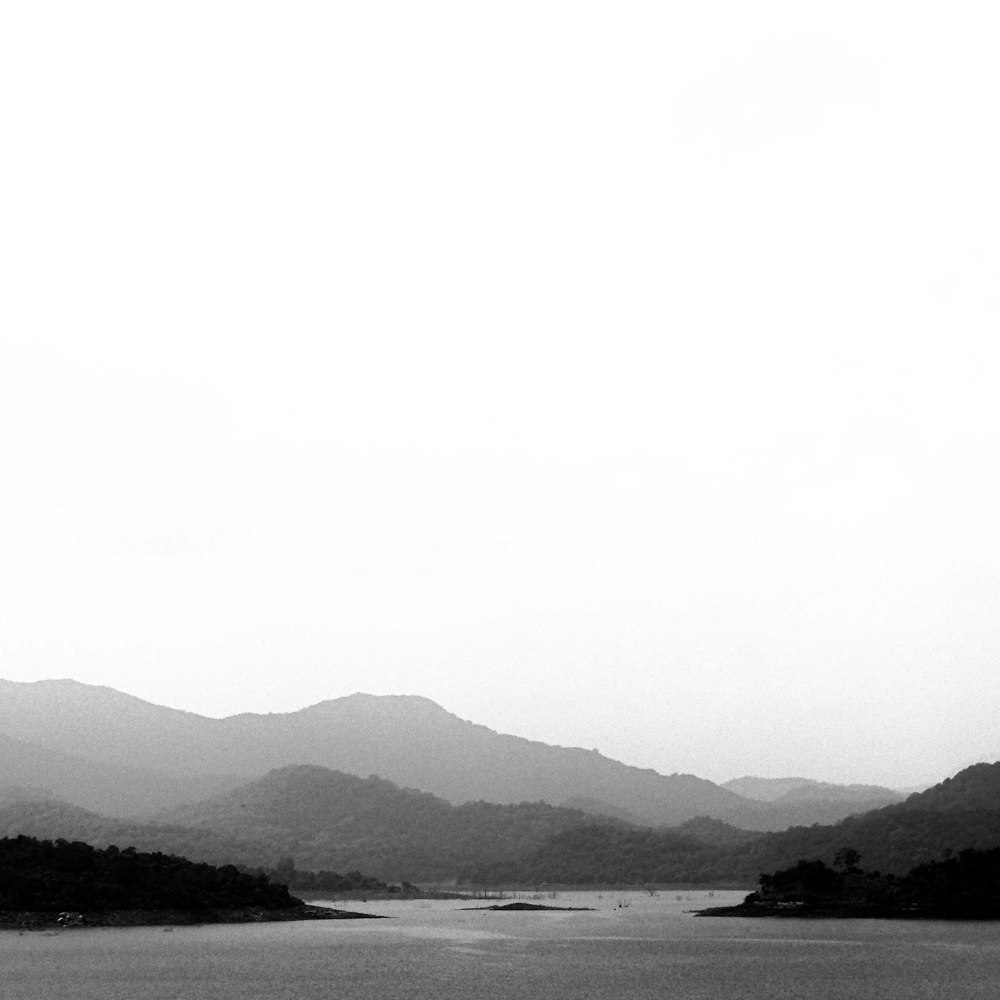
[6, 762, 997, 888]
[159, 764, 640, 881]
[0, 834, 301, 915]
[531, 762, 1000, 884]
[0, 795, 260, 869]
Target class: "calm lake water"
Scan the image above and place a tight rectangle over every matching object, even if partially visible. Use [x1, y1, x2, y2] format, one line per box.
[4, 890, 1000, 999]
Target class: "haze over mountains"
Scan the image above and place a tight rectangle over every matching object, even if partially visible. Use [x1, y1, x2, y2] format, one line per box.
[0, 679, 908, 829]
[722, 777, 905, 806]
[0, 729, 237, 816]
[2, 678, 1000, 887]
[4, 758, 1000, 887]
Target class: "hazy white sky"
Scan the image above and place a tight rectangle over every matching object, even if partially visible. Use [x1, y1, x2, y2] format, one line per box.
[3, 1, 999, 788]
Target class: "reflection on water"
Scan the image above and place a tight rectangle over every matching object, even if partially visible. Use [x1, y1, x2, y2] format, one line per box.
[4, 891, 1000, 999]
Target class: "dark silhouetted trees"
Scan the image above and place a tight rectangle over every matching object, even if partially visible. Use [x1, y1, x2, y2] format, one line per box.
[0, 835, 301, 913]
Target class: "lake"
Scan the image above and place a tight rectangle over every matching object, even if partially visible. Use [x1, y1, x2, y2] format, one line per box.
[4, 890, 1000, 998]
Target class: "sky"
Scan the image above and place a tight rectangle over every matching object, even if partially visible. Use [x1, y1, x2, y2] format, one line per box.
[3, 1, 999, 789]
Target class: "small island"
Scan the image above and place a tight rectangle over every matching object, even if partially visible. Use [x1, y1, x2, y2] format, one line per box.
[462, 901, 595, 912]
[0, 835, 383, 929]
[698, 845, 1000, 920]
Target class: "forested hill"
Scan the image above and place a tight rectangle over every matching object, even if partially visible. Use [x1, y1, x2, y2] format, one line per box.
[0, 835, 300, 914]
[159, 764, 632, 882]
[4, 748, 998, 890]
[709, 761, 1000, 881]
[467, 762, 1000, 885]
[706, 847, 1000, 919]
[896, 762, 1000, 812]
[3, 767, 640, 883]
[5, 762, 999, 888]
[0, 795, 260, 869]
[0, 774, 737, 885]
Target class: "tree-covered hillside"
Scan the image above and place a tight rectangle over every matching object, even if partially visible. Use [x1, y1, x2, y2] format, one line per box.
[466, 823, 711, 884]
[160, 765, 625, 881]
[490, 763, 1000, 885]
[0, 796, 260, 868]
[709, 846, 1000, 919]
[705, 762, 1000, 881]
[0, 835, 300, 913]
[4, 762, 998, 890]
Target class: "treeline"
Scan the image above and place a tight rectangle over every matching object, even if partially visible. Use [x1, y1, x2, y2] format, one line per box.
[712, 807, 1000, 882]
[741, 846, 1000, 918]
[6, 802, 999, 889]
[5, 797, 1000, 889]
[462, 806, 1000, 886]
[0, 797, 259, 869]
[465, 823, 715, 884]
[0, 835, 300, 913]
[265, 858, 409, 893]
[0, 784, 604, 884]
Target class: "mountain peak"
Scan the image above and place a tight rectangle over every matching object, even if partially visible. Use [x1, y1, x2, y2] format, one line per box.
[316, 692, 449, 711]
[294, 692, 464, 726]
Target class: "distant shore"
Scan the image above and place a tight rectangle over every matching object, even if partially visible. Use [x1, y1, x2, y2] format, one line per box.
[316, 883, 744, 895]
[0, 904, 384, 930]
[694, 901, 992, 920]
[461, 901, 596, 912]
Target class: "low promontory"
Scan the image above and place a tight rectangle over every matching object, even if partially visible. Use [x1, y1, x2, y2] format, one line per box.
[0, 835, 382, 928]
[698, 846, 1000, 920]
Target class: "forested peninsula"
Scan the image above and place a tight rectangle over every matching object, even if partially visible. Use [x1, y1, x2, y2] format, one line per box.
[0, 836, 380, 928]
[699, 846, 1000, 919]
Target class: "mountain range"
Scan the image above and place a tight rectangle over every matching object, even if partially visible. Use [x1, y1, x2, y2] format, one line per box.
[3, 759, 999, 886]
[437, 762, 1000, 885]
[721, 776, 904, 805]
[4, 678, 997, 887]
[0, 764, 698, 882]
[0, 679, 906, 829]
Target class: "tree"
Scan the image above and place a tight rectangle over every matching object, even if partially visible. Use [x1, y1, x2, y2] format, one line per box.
[834, 847, 861, 872]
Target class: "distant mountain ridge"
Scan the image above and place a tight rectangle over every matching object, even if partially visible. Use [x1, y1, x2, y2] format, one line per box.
[0, 765, 653, 882]
[0, 794, 258, 869]
[459, 761, 1000, 885]
[0, 729, 236, 815]
[722, 776, 904, 807]
[717, 760, 1000, 880]
[0, 679, 901, 829]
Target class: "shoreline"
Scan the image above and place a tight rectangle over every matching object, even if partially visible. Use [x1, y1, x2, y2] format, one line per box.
[694, 902, 999, 921]
[0, 904, 385, 930]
